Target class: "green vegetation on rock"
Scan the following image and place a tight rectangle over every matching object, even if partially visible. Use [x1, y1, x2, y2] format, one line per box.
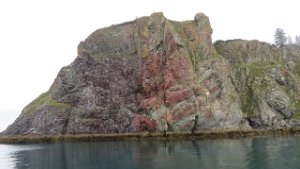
[23, 92, 71, 114]
[240, 82, 258, 117]
[292, 101, 300, 119]
[247, 61, 276, 79]
[188, 47, 204, 73]
[294, 61, 300, 77]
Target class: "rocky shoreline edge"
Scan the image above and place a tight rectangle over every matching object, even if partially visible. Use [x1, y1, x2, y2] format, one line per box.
[1, 128, 300, 144]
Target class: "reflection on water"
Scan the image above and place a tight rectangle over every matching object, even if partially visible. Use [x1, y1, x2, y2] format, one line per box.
[0, 144, 42, 169]
[0, 135, 300, 169]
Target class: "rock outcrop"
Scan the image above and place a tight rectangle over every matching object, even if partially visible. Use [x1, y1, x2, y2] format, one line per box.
[3, 12, 300, 135]
[215, 40, 300, 129]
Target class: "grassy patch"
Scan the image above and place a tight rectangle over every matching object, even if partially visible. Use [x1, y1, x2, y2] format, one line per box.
[23, 92, 49, 113]
[23, 92, 71, 114]
[251, 78, 272, 94]
[188, 47, 204, 73]
[240, 85, 257, 117]
[246, 61, 276, 79]
[292, 102, 300, 119]
[212, 48, 221, 59]
[294, 61, 300, 77]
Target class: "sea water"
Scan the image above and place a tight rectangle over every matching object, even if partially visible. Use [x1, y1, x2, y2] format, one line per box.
[0, 135, 300, 169]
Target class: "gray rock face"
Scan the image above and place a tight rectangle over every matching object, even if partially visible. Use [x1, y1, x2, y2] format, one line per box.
[3, 13, 300, 136]
[267, 90, 292, 118]
[215, 40, 300, 129]
[50, 51, 142, 134]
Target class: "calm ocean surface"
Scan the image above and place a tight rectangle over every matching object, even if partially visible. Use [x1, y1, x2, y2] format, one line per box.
[0, 135, 300, 169]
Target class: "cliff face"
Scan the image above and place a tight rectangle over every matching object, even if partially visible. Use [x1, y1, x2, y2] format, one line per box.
[215, 40, 300, 128]
[3, 13, 300, 135]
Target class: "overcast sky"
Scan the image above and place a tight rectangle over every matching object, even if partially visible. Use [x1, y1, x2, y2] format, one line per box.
[0, 0, 299, 131]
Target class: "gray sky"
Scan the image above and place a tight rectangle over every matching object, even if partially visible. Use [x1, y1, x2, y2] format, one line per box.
[0, 0, 299, 131]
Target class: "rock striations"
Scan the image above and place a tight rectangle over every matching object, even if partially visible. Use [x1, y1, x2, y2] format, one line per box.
[3, 12, 300, 135]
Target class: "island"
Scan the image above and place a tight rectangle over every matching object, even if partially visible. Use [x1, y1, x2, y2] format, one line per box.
[1, 12, 300, 143]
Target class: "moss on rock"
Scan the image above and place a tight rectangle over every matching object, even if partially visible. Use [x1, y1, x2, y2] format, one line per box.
[23, 92, 71, 114]
[292, 101, 300, 119]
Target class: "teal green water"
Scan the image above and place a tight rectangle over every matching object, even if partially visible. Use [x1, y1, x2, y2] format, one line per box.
[1, 135, 300, 169]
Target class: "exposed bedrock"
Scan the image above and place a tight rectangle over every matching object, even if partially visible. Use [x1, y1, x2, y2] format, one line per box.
[3, 13, 300, 135]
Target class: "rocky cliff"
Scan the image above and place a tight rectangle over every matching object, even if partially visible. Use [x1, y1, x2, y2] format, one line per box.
[3, 12, 300, 135]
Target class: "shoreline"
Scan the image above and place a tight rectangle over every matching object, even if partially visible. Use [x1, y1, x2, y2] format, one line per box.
[1, 128, 300, 144]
